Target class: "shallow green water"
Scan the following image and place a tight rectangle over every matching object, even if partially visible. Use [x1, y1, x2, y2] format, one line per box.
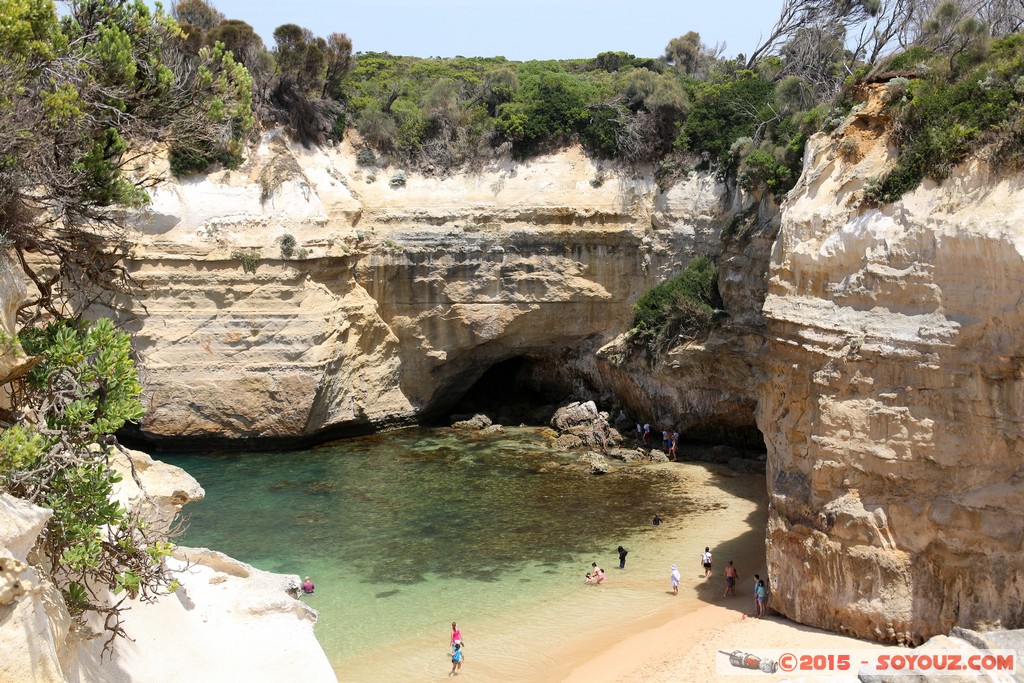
[160, 426, 689, 676]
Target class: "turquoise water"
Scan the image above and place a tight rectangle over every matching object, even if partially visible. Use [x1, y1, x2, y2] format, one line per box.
[160, 427, 692, 679]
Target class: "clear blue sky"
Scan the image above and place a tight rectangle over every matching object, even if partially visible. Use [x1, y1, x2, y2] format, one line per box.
[190, 0, 784, 61]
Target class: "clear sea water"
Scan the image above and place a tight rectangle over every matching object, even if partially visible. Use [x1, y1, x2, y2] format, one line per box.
[160, 426, 705, 681]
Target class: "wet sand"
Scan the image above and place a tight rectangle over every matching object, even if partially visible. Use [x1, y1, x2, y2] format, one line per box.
[556, 460, 895, 683]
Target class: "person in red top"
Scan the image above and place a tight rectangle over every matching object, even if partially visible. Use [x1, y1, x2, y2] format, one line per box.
[301, 576, 314, 594]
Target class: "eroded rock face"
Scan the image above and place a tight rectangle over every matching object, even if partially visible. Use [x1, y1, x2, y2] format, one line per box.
[587, 199, 776, 447]
[108, 136, 745, 445]
[758, 90, 1024, 644]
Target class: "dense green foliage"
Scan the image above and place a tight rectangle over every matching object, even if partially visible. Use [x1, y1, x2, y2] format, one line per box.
[630, 256, 722, 352]
[0, 0, 254, 309]
[865, 34, 1024, 203]
[333, 50, 812, 190]
[0, 320, 174, 646]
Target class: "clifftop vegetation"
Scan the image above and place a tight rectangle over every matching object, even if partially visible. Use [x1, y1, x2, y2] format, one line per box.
[159, 0, 1024, 207]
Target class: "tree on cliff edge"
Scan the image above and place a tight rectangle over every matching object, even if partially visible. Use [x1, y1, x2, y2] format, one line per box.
[0, 0, 254, 323]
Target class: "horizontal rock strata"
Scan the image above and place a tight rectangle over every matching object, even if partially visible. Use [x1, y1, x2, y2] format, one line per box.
[108, 136, 748, 445]
[758, 93, 1024, 643]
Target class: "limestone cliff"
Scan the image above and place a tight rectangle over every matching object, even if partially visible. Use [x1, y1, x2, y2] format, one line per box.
[758, 87, 1024, 643]
[587, 199, 776, 448]
[109, 135, 753, 445]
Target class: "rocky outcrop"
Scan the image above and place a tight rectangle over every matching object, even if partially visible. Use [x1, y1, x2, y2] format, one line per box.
[104, 136, 749, 446]
[758, 87, 1024, 644]
[549, 400, 621, 451]
[0, 452, 336, 683]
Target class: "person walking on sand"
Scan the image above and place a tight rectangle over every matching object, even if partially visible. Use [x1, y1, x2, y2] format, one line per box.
[450, 641, 464, 675]
[752, 574, 761, 614]
[670, 564, 680, 595]
[723, 560, 738, 597]
[450, 621, 464, 646]
[701, 547, 713, 578]
[617, 545, 628, 569]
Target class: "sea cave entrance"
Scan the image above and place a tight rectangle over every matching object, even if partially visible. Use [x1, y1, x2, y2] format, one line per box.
[443, 356, 575, 426]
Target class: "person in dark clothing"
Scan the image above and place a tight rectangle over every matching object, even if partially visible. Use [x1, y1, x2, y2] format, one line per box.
[617, 546, 628, 568]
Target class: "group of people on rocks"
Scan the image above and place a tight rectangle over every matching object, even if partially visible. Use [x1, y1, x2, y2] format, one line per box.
[635, 422, 681, 461]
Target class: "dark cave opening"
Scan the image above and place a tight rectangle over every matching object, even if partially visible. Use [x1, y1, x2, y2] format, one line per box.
[445, 356, 574, 425]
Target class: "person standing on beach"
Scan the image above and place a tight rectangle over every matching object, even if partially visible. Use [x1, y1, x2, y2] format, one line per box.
[670, 564, 680, 595]
[643, 423, 651, 444]
[723, 561, 738, 597]
[752, 574, 760, 614]
[701, 547, 713, 578]
[450, 641, 464, 675]
[755, 579, 767, 617]
[617, 545, 628, 568]
[450, 622, 464, 646]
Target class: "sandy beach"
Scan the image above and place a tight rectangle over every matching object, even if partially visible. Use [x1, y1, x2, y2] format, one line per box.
[328, 455, 896, 682]
[553, 459, 896, 683]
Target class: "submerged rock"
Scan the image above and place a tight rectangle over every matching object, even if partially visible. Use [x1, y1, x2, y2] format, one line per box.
[451, 414, 492, 430]
[579, 452, 612, 475]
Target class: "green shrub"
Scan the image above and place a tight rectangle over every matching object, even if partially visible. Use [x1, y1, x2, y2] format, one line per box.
[497, 65, 595, 156]
[2, 319, 175, 646]
[738, 147, 791, 194]
[279, 233, 296, 258]
[884, 46, 937, 73]
[356, 148, 377, 166]
[678, 73, 775, 165]
[169, 146, 212, 177]
[866, 37, 1024, 204]
[230, 249, 261, 273]
[631, 255, 722, 353]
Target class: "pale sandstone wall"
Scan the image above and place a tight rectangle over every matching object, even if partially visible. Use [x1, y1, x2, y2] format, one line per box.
[0, 252, 28, 398]
[758, 91, 1024, 643]
[112, 134, 743, 444]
